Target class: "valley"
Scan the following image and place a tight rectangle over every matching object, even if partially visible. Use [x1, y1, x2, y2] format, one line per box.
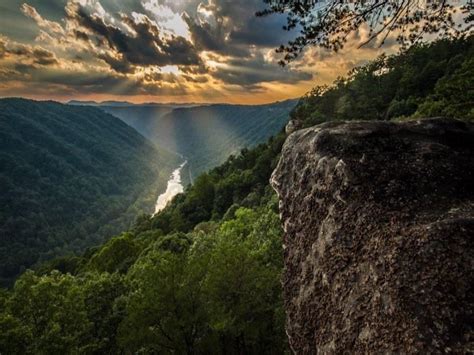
[0, 5, 472, 349]
[0, 99, 179, 285]
[98, 100, 297, 184]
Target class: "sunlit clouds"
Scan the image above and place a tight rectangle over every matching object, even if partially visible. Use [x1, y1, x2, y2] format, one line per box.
[0, 0, 400, 103]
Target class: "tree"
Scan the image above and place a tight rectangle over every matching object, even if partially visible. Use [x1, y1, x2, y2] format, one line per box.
[119, 248, 210, 354]
[3, 271, 91, 354]
[257, 0, 473, 64]
[289, 36, 473, 123]
[202, 207, 286, 354]
[416, 57, 474, 119]
[86, 233, 140, 273]
[81, 273, 128, 353]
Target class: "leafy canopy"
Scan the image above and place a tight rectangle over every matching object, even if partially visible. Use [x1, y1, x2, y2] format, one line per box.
[257, 0, 473, 64]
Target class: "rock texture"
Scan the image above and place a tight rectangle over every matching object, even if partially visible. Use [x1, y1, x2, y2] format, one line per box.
[271, 118, 474, 354]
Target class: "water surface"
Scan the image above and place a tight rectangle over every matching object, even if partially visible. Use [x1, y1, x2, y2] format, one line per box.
[154, 161, 187, 215]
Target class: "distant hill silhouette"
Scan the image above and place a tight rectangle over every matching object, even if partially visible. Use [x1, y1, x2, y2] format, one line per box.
[68, 100, 199, 108]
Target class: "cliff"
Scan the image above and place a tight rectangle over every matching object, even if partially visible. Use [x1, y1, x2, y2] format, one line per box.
[271, 118, 473, 353]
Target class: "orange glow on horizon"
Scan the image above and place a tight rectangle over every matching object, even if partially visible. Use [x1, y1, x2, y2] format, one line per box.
[0, 83, 314, 105]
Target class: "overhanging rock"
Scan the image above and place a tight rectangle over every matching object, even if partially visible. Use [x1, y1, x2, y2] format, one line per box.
[271, 118, 474, 353]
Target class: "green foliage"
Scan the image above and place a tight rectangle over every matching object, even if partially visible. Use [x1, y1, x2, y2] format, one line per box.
[291, 36, 474, 125]
[86, 233, 140, 273]
[150, 135, 286, 235]
[103, 100, 297, 181]
[0, 204, 286, 354]
[116, 203, 285, 354]
[0, 99, 178, 285]
[82, 273, 128, 354]
[0, 271, 128, 354]
[415, 57, 474, 120]
[2, 36, 472, 354]
[258, 0, 470, 65]
[202, 206, 285, 353]
[119, 249, 209, 353]
[3, 271, 91, 354]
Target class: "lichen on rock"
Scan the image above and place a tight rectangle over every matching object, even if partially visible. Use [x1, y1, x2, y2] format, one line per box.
[271, 118, 474, 353]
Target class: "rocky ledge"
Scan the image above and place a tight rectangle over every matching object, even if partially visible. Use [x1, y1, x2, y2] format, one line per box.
[271, 118, 473, 353]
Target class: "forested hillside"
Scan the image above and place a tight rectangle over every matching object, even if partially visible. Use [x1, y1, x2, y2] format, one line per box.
[0, 99, 178, 286]
[144, 36, 474, 235]
[292, 36, 473, 127]
[102, 100, 297, 182]
[0, 36, 472, 354]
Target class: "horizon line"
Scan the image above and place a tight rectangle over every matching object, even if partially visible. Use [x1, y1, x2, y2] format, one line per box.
[0, 96, 301, 107]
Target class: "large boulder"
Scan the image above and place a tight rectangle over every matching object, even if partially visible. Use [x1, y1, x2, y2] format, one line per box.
[271, 118, 473, 353]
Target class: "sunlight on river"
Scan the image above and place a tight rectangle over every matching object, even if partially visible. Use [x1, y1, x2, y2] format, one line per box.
[153, 160, 187, 215]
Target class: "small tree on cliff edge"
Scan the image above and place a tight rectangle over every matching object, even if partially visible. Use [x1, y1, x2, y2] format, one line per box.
[257, 0, 473, 65]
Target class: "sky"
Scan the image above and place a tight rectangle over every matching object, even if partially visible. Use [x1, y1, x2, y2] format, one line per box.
[0, 0, 400, 104]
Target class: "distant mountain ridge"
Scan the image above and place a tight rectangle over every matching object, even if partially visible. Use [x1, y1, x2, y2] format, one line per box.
[0, 98, 178, 285]
[68, 100, 199, 108]
[100, 100, 297, 183]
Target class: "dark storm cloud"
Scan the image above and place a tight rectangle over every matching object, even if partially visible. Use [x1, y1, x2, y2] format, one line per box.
[211, 53, 313, 87]
[181, 0, 296, 58]
[182, 13, 250, 57]
[171, 0, 308, 90]
[0, 38, 58, 66]
[97, 53, 134, 74]
[182, 13, 225, 52]
[69, 4, 202, 72]
[0, 39, 7, 58]
[73, 29, 89, 42]
[32, 48, 59, 65]
[143, 71, 178, 83]
[14, 63, 35, 73]
[228, 13, 293, 47]
[14, 65, 185, 96]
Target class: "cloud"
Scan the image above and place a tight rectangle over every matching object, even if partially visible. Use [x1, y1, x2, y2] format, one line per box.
[2, 62, 189, 97]
[143, 71, 179, 84]
[0, 0, 399, 103]
[0, 36, 59, 66]
[0, 38, 7, 58]
[211, 51, 313, 88]
[97, 53, 134, 74]
[73, 30, 90, 42]
[181, 0, 296, 57]
[32, 48, 59, 65]
[141, 0, 189, 38]
[0, 67, 24, 80]
[182, 13, 226, 52]
[21, 3, 65, 35]
[67, 2, 202, 72]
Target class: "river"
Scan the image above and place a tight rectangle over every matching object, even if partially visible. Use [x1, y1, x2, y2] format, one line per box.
[153, 160, 187, 215]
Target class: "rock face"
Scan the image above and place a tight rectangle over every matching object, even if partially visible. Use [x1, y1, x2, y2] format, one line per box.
[271, 118, 474, 353]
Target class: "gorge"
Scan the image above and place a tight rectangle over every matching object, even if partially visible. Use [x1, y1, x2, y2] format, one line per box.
[100, 100, 297, 182]
[0, 35, 472, 353]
